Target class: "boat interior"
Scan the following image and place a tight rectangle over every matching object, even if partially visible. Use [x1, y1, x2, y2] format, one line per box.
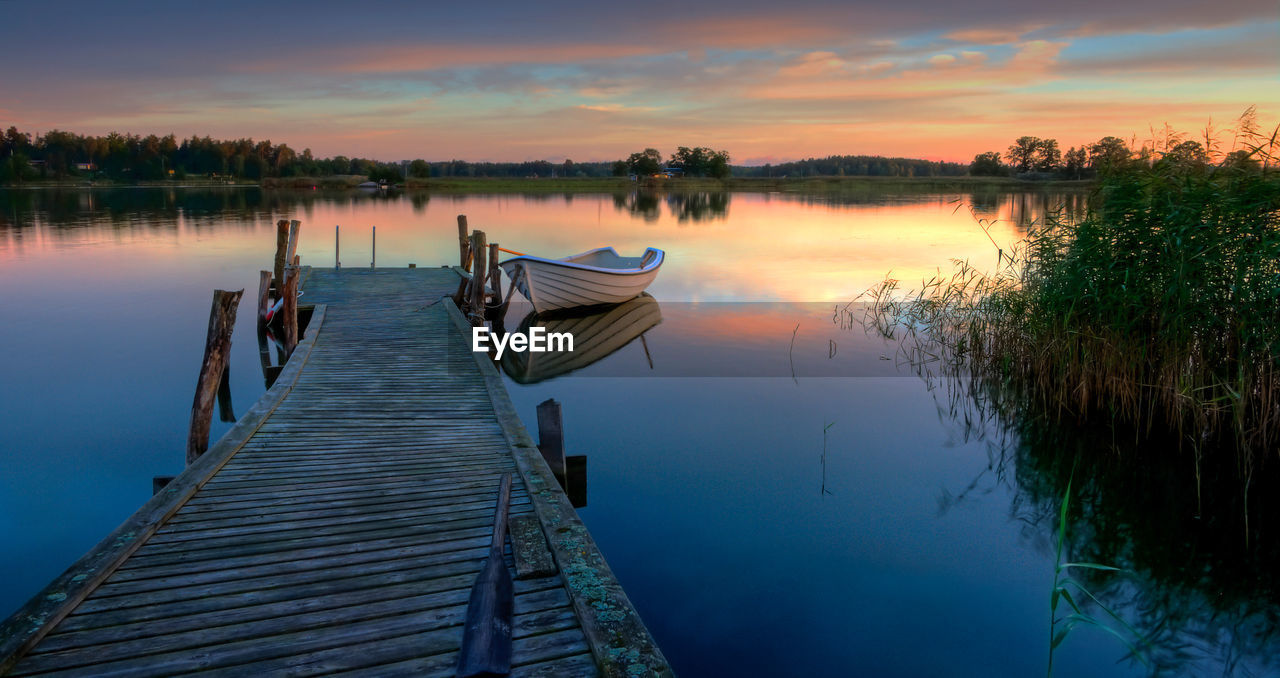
[560, 247, 661, 270]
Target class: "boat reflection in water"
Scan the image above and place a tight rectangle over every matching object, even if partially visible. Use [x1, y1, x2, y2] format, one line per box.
[500, 293, 662, 384]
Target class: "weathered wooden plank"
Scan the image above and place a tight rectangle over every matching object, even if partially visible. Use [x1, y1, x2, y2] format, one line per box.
[30, 585, 567, 671]
[167, 483, 530, 519]
[510, 513, 558, 580]
[119, 523, 495, 573]
[90, 543, 493, 599]
[74, 557, 496, 620]
[15, 591, 572, 676]
[149, 504, 535, 545]
[326, 627, 593, 678]
[158, 495, 531, 533]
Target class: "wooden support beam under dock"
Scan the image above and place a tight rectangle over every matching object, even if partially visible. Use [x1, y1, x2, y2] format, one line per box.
[0, 267, 670, 677]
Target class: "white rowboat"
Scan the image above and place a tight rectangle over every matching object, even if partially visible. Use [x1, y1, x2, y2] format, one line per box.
[498, 247, 663, 314]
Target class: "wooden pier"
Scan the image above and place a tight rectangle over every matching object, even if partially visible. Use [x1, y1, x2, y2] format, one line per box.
[0, 267, 669, 677]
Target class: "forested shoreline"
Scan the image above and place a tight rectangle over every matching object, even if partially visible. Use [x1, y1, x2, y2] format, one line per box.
[4, 123, 1232, 186]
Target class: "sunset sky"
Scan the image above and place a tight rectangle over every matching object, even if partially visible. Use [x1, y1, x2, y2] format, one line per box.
[2, 1, 1276, 164]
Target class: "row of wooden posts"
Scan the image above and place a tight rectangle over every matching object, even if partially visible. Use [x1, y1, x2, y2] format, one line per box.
[183, 219, 303, 467]
[453, 214, 518, 326]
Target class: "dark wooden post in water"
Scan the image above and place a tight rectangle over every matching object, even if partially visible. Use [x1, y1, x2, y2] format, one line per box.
[273, 220, 289, 292]
[285, 220, 301, 267]
[371, 225, 376, 269]
[457, 215, 470, 270]
[468, 230, 488, 324]
[282, 256, 300, 354]
[151, 476, 176, 496]
[186, 289, 243, 465]
[453, 215, 472, 306]
[565, 454, 588, 508]
[335, 225, 340, 269]
[457, 474, 514, 678]
[216, 365, 235, 422]
[536, 398, 566, 478]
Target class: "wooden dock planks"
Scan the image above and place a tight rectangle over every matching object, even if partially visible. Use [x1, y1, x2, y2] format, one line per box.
[3, 267, 667, 677]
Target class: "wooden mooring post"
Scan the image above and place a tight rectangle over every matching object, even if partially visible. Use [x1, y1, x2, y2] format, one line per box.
[536, 398, 566, 478]
[335, 224, 340, 269]
[282, 255, 300, 354]
[285, 220, 301, 270]
[371, 225, 376, 269]
[458, 214, 471, 269]
[453, 215, 471, 306]
[185, 289, 243, 464]
[273, 220, 289, 291]
[151, 475, 176, 496]
[488, 242, 503, 309]
[468, 229, 488, 324]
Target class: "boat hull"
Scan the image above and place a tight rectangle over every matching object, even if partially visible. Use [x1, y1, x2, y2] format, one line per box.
[499, 248, 662, 314]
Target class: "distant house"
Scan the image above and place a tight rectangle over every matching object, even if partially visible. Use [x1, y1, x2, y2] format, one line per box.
[75, 162, 97, 171]
[660, 167, 683, 178]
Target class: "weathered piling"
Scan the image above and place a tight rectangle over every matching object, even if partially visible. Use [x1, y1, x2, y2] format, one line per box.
[285, 219, 301, 270]
[185, 289, 243, 464]
[565, 455, 588, 508]
[273, 220, 289, 291]
[468, 229, 488, 324]
[282, 256, 300, 353]
[371, 225, 376, 269]
[256, 270, 272, 330]
[536, 398, 566, 478]
[458, 214, 471, 269]
[454, 215, 472, 305]
[151, 476, 175, 496]
[335, 224, 340, 269]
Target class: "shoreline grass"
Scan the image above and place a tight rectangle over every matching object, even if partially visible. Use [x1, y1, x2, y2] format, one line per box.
[859, 121, 1280, 457]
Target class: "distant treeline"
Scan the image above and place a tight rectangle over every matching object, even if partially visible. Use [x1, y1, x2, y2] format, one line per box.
[0, 126, 625, 183]
[732, 155, 968, 178]
[970, 130, 1265, 179]
[10, 123, 1239, 185]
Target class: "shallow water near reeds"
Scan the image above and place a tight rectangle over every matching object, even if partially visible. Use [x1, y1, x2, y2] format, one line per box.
[1, 186, 1275, 676]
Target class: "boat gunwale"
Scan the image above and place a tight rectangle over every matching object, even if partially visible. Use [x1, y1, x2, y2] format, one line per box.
[498, 246, 664, 278]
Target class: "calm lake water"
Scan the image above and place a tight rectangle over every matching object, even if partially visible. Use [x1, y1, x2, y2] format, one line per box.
[1, 187, 1274, 677]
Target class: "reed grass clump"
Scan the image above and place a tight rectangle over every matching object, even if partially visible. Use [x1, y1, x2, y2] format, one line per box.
[865, 117, 1280, 457]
